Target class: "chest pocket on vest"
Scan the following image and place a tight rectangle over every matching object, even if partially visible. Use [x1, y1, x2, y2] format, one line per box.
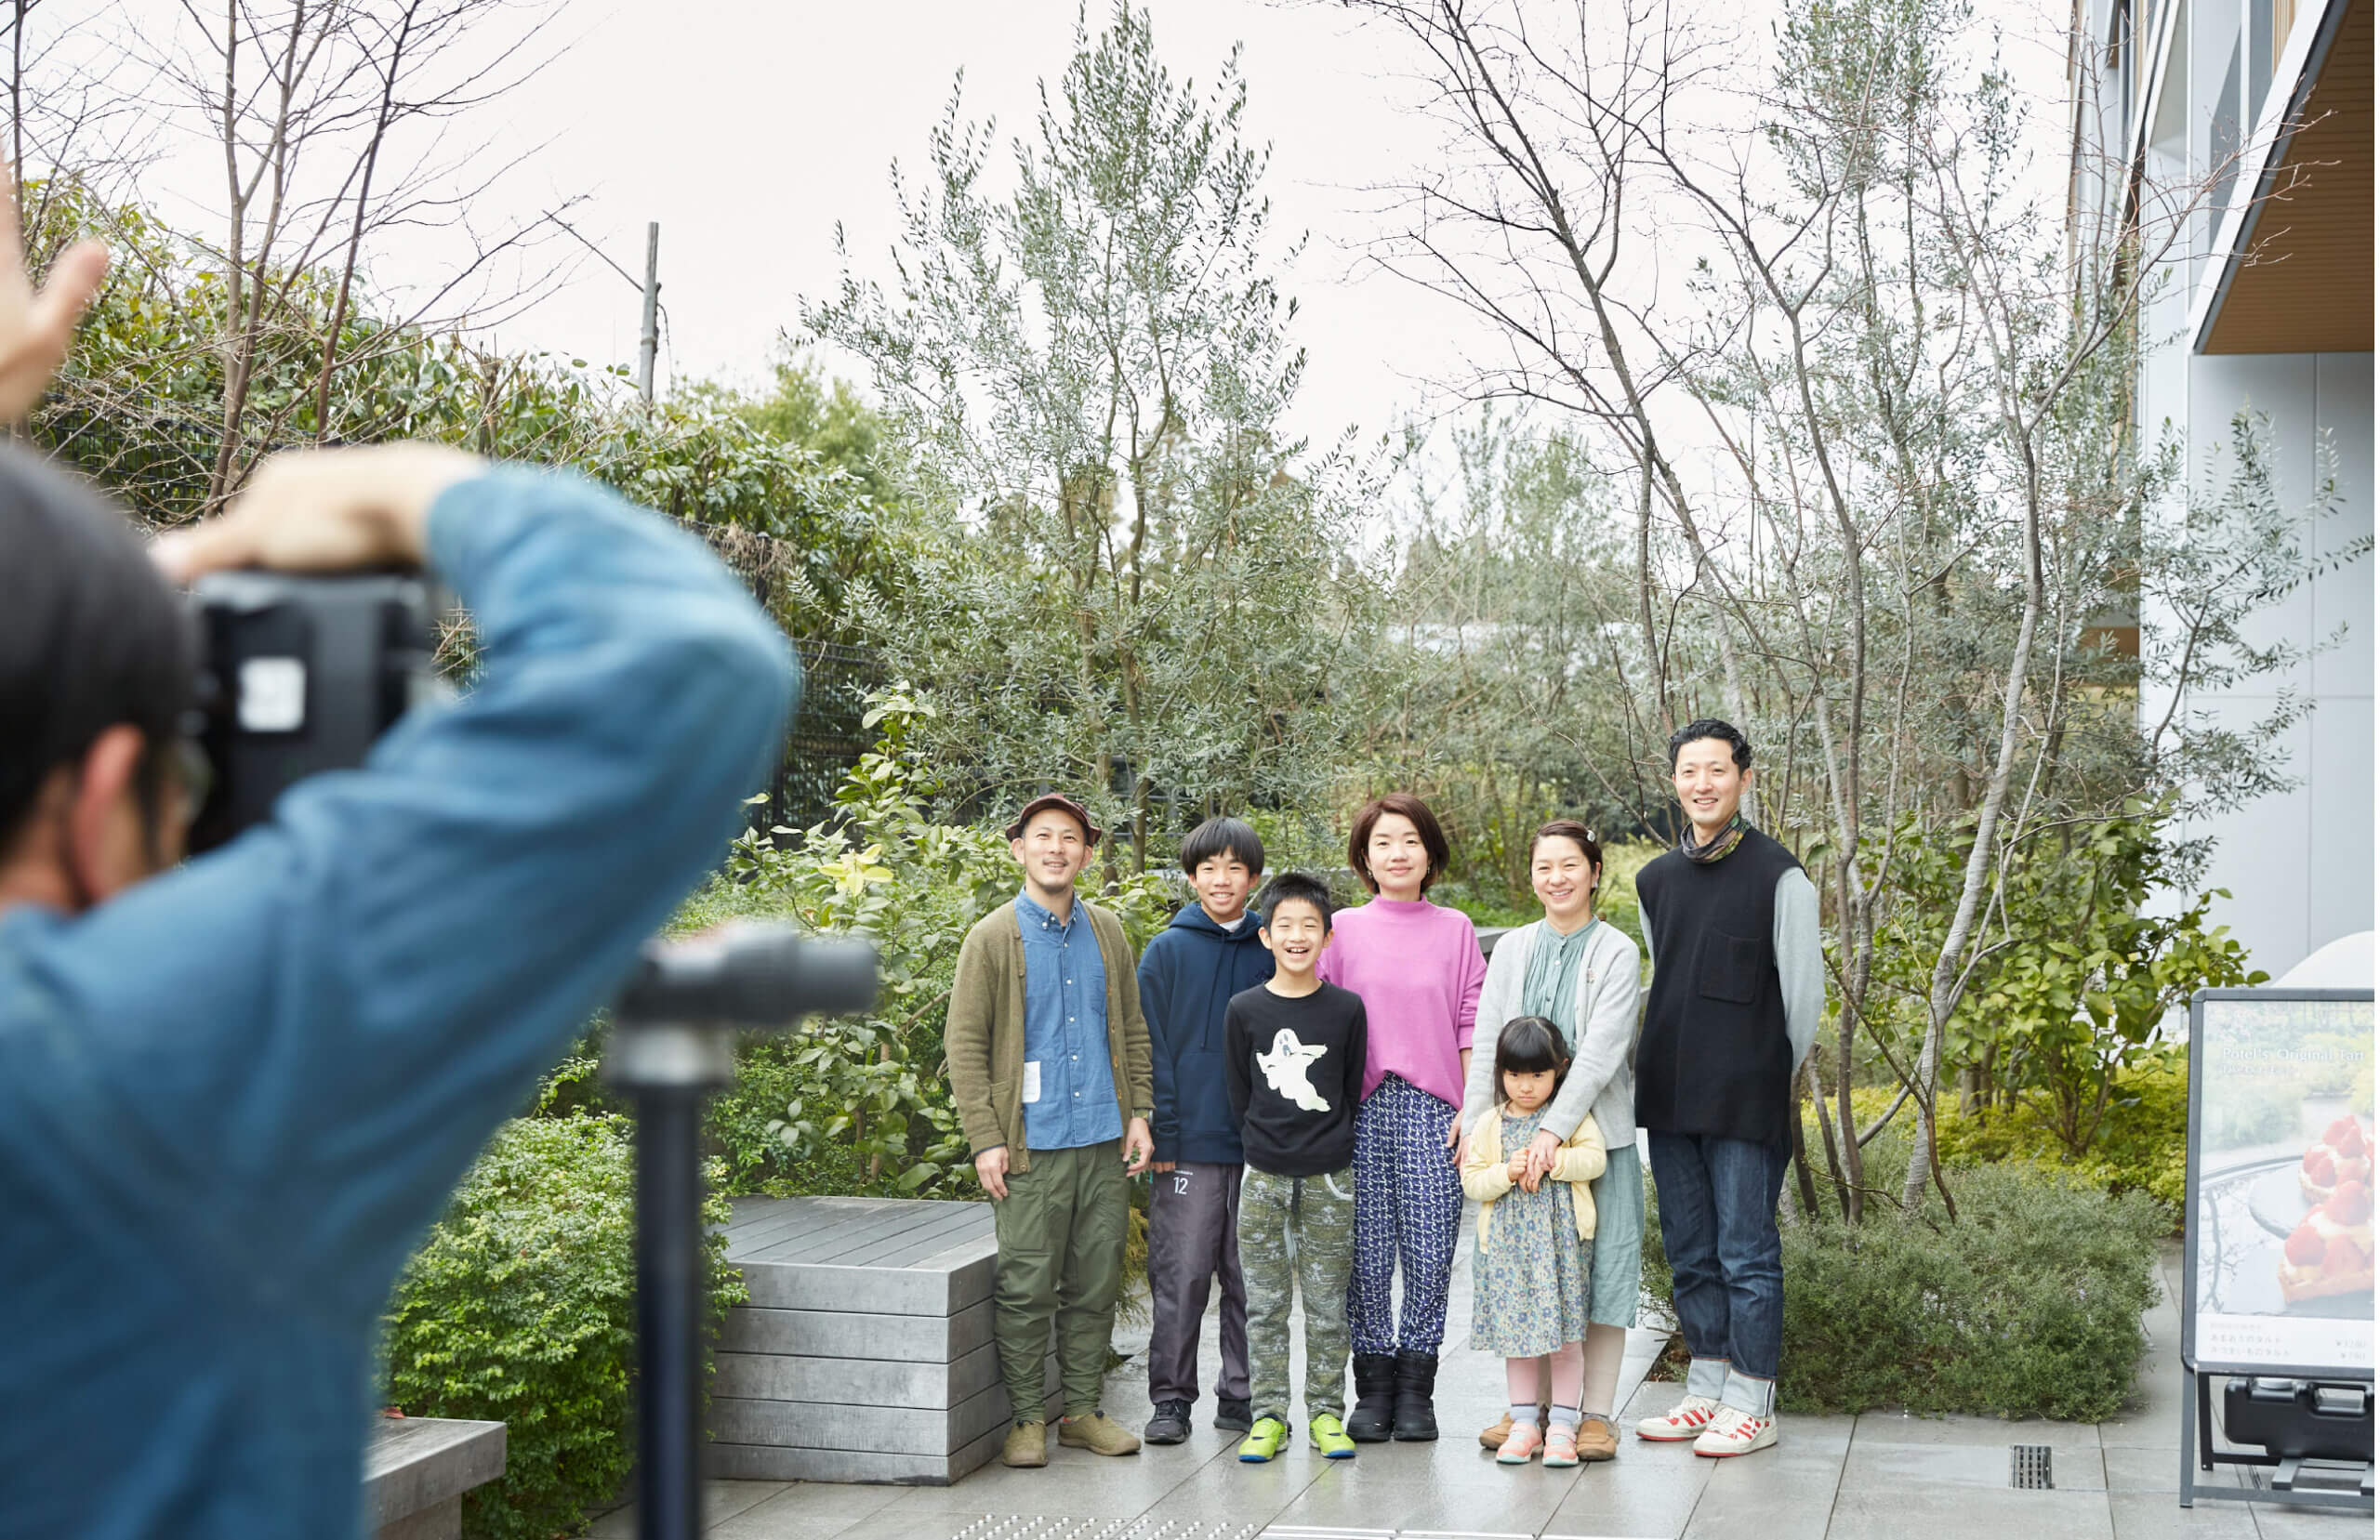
[1695, 930, 1763, 1004]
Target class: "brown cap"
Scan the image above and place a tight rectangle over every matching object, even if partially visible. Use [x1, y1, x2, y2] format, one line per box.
[1005, 792, 1103, 845]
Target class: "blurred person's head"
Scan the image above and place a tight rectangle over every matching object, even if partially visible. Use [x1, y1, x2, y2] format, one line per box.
[0, 448, 195, 913]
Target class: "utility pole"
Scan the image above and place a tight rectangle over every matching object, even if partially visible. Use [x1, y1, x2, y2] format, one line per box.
[637, 221, 661, 404]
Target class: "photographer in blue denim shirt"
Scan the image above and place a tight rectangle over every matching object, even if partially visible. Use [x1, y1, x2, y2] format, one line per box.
[0, 218, 797, 1536]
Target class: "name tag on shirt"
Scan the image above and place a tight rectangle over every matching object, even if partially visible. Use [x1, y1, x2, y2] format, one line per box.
[1023, 1062, 1042, 1104]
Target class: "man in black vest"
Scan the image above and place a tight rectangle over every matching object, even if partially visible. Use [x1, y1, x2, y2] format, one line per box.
[1631, 718, 1821, 1457]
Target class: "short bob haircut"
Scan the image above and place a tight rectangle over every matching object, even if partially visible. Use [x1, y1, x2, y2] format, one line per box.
[1668, 717, 1752, 771]
[0, 446, 193, 850]
[1493, 1015, 1570, 1089]
[1259, 870, 1333, 933]
[1347, 791, 1450, 894]
[1179, 815, 1265, 877]
[1529, 819, 1603, 876]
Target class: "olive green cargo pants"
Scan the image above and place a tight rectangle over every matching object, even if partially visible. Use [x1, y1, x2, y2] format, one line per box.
[991, 1141, 1129, 1421]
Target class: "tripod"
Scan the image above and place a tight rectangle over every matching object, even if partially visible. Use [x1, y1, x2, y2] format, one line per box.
[604, 924, 878, 1540]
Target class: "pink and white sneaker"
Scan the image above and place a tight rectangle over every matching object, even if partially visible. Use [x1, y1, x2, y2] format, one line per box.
[1691, 1405, 1778, 1456]
[1496, 1421, 1544, 1465]
[1633, 1393, 1721, 1441]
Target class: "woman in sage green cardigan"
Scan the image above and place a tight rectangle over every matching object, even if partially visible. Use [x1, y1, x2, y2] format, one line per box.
[1457, 821, 1644, 1460]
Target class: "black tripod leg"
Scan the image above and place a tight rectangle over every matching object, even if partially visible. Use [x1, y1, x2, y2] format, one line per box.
[634, 1085, 706, 1540]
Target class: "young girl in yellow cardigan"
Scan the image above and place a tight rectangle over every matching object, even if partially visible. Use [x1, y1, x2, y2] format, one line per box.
[1460, 1016, 1607, 1468]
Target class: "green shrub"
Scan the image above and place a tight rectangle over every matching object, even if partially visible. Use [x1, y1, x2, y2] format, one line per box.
[1642, 1139, 2165, 1420]
[382, 1115, 744, 1540]
[1934, 1056, 2189, 1226]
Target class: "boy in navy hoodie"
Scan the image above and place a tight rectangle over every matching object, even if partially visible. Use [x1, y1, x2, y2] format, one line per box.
[1139, 817, 1276, 1444]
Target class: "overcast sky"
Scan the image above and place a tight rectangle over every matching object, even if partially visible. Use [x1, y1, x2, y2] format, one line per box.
[101, 0, 2080, 464]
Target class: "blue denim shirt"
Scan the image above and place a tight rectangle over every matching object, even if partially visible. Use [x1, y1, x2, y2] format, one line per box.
[1014, 890, 1122, 1151]
[0, 469, 795, 1538]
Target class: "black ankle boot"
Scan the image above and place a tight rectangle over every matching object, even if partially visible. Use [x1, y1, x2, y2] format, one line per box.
[1346, 1352, 1398, 1442]
[1392, 1349, 1440, 1441]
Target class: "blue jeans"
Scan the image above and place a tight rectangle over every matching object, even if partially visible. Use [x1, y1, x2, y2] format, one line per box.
[1646, 1131, 1787, 1416]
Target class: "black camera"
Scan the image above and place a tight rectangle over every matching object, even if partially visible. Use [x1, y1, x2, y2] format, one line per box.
[186, 572, 444, 853]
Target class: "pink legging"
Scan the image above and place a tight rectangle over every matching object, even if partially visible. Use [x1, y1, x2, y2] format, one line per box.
[1505, 1323, 1628, 1415]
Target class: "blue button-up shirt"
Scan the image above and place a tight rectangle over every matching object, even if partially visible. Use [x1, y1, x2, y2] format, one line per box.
[0, 468, 795, 1538]
[1014, 890, 1122, 1151]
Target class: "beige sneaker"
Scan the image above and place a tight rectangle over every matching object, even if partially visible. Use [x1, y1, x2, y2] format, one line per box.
[1001, 1421, 1048, 1468]
[1634, 1392, 1721, 1441]
[1056, 1411, 1142, 1456]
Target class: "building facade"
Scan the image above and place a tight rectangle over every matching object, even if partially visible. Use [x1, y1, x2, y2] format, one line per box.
[2070, 0, 2373, 977]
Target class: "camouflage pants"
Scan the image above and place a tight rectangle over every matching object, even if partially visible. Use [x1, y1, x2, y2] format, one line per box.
[1236, 1165, 1356, 1427]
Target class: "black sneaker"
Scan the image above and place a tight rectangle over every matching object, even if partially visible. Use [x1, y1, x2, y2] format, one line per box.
[1144, 1399, 1194, 1445]
[1214, 1397, 1254, 1432]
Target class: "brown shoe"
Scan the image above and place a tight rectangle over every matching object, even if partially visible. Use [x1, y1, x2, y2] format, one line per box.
[1577, 1416, 1620, 1462]
[1056, 1412, 1142, 1456]
[1001, 1421, 1048, 1468]
[1479, 1400, 1554, 1451]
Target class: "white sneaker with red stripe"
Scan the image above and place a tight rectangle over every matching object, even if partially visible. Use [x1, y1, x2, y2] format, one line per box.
[1691, 1405, 1778, 1456]
[1633, 1393, 1721, 1441]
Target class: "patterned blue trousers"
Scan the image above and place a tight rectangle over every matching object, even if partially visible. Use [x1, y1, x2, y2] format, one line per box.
[1345, 1073, 1464, 1354]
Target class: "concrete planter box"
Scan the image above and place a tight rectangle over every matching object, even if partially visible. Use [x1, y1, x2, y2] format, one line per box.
[364, 1416, 505, 1540]
[712, 1195, 1059, 1485]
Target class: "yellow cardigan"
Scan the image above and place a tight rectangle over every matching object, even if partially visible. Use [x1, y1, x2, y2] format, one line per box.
[1460, 1102, 1607, 1244]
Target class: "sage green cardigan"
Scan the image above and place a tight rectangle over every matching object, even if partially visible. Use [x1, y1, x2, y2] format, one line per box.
[945, 898, 1153, 1173]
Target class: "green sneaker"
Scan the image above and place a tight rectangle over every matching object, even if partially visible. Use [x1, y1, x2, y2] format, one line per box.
[1309, 1412, 1356, 1459]
[1237, 1415, 1289, 1463]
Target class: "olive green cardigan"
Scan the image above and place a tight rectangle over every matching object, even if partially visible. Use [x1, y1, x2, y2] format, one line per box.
[945, 898, 1153, 1174]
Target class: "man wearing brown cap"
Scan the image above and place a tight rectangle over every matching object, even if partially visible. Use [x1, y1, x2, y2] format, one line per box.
[947, 793, 1155, 1467]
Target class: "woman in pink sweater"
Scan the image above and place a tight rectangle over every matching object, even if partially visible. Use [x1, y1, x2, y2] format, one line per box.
[1316, 792, 1484, 1442]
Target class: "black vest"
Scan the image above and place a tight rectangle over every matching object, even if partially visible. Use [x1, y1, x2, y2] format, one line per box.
[1633, 825, 1802, 1148]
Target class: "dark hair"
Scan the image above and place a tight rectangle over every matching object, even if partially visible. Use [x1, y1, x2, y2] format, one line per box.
[1347, 792, 1450, 894]
[1259, 870, 1333, 933]
[1668, 717, 1752, 771]
[1180, 815, 1265, 877]
[1529, 819, 1603, 871]
[0, 447, 193, 849]
[1494, 1016, 1570, 1088]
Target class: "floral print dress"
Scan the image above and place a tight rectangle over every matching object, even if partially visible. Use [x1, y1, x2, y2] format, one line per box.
[1469, 1104, 1593, 1357]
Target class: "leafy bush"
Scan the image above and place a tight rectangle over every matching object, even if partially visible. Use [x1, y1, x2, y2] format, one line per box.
[1642, 1136, 2165, 1420]
[1933, 1053, 2189, 1225]
[381, 1114, 744, 1540]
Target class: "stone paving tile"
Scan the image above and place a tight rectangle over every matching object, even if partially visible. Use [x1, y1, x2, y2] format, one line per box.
[585, 1480, 794, 1537]
[1679, 1437, 1844, 1540]
[2108, 1441, 2197, 1494]
[2247, 1496, 2375, 1536]
[1850, 1408, 2104, 1449]
[704, 1483, 906, 1540]
[1840, 1437, 2109, 1493]
[866, 1445, 1209, 1518]
[1824, 1483, 2117, 1540]
[1541, 1433, 1708, 1539]
[2109, 1491, 2262, 1539]
[1261, 1453, 1578, 1537]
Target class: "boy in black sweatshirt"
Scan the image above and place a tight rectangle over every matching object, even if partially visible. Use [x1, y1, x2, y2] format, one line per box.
[1224, 871, 1368, 1463]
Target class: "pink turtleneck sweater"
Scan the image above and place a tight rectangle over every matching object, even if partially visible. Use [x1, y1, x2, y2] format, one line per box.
[1316, 897, 1485, 1106]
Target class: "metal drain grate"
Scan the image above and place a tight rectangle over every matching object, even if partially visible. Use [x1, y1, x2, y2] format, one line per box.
[2009, 1442, 2055, 1489]
[946, 1519, 1264, 1540]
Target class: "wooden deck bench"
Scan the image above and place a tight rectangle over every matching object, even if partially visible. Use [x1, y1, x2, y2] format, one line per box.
[710, 1194, 1061, 1485]
[364, 1415, 506, 1540]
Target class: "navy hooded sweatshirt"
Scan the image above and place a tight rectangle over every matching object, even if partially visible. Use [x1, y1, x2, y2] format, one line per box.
[1138, 901, 1276, 1165]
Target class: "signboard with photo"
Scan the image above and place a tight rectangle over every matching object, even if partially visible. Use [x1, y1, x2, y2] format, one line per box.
[2184, 988, 2374, 1376]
